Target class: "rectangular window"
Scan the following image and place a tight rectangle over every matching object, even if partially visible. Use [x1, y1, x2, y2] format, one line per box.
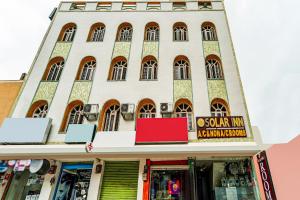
[96, 2, 112, 11]
[147, 2, 161, 10]
[70, 2, 86, 11]
[173, 2, 186, 10]
[198, 1, 212, 9]
[122, 2, 137, 11]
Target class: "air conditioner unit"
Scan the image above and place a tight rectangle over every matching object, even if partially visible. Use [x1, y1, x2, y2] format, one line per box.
[160, 103, 173, 114]
[83, 104, 99, 121]
[121, 103, 135, 121]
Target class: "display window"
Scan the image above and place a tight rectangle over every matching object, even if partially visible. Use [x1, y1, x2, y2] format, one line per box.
[4, 170, 45, 200]
[53, 163, 93, 200]
[195, 158, 259, 200]
[150, 169, 191, 200]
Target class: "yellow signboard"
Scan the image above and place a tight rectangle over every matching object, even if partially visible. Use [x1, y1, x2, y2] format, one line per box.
[196, 116, 247, 139]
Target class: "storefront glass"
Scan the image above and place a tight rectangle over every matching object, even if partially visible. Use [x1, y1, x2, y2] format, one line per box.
[4, 170, 44, 200]
[150, 169, 191, 200]
[195, 158, 259, 200]
[53, 163, 92, 200]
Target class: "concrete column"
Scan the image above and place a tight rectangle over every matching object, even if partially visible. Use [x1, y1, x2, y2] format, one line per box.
[87, 159, 103, 200]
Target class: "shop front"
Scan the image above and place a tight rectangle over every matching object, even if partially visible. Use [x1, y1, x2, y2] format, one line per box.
[144, 158, 260, 200]
[53, 163, 93, 200]
[0, 159, 49, 200]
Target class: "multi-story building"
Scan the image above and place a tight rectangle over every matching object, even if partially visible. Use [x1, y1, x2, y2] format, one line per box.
[0, 1, 265, 199]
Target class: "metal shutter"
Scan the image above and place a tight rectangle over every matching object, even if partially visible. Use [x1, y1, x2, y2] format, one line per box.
[100, 161, 139, 200]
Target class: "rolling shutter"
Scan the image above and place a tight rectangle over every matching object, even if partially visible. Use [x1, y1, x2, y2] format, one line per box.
[100, 161, 139, 200]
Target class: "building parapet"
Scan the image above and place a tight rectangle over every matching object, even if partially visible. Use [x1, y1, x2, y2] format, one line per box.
[58, 1, 224, 12]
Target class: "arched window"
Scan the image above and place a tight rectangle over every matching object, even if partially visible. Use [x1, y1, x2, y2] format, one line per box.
[42, 57, 65, 81]
[173, 22, 188, 41]
[205, 55, 223, 80]
[99, 100, 120, 131]
[201, 22, 218, 41]
[137, 99, 156, 118]
[116, 23, 133, 41]
[60, 100, 84, 132]
[58, 23, 77, 42]
[140, 56, 158, 80]
[174, 99, 194, 131]
[109, 57, 127, 81]
[76, 56, 96, 81]
[174, 56, 190, 80]
[87, 23, 105, 42]
[26, 100, 48, 118]
[211, 98, 230, 117]
[144, 22, 159, 41]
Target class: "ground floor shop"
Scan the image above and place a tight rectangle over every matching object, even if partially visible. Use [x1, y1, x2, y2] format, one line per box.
[0, 156, 261, 200]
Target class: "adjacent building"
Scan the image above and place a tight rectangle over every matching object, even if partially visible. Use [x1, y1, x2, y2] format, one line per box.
[0, 1, 265, 199]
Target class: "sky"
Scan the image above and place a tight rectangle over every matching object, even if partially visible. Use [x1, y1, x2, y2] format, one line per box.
[0, 0, 299, 143]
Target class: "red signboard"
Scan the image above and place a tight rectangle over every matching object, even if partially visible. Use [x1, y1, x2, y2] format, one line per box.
[257, 151, 277, 200]
[135, 118, 188, 144]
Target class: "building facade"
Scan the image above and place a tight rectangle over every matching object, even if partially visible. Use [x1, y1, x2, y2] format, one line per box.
[0, 1, 264, 200]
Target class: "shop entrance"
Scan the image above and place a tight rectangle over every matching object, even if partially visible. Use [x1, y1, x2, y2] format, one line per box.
[195, 161, 213, 200]
[149, 167, 191, 200]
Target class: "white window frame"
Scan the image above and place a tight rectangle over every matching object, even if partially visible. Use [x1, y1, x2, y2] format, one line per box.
[112, 60, 127, 81]
[174, 59, 190, 80]
[145, 26, 159, 41]
[47, 60, 64, 81]
[202, 25, 217, 41]
[80, 60, 96, 81]
[91, 26, 105, 42]
[139, 104, 156, 118]
[206, 59, 223, 79]
[103, 105, 120, 131]
[174, 26, 188, 41]
[141, 60, 158, 80]
[175, 103, 194, 131]
[32, 104, 48, 118]
[62, 27, 76, 42]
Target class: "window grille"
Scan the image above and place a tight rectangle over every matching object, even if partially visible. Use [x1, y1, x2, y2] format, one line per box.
[206, 58, 223, 79]
[62, 26, 76, 42]
[173, 2, 186, 10]
[103, 104, 120, 131]
[96, 2, 112, 11]
[139, 104, 156, 118]
[173, 26, 188, 41]
[175, 103, 193, 131]
[147, 3, 161, 10]
[198, 1, 212, 9]
[70, 2, 86, 10]
[80, 60, 96, 81]
[202, 24, 217, 41]
[118, 26, 133, 41]
[145, 26, 159, 41]
[91, 26, 105, 42]
[141, 60, 158, 80]
[211, 102, 228, 117]
[67, 105, 84, 125]
[32, 104, 48, 118]
[112, 60, 127, 80]
[174, 59, 190, 80]
[47, 60, 64, 81]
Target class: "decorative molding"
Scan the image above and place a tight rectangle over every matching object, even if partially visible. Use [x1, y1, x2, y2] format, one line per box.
[207, 80, 228, 103]
[173, 80, 193, 102]
[203, 41, 220, 57]
[112, 42, 131, 59]
[32, 81, 59, 104]
[68, 81, 92, 103]
[50, 42, 72, 60]
[142, 42, 159, 57]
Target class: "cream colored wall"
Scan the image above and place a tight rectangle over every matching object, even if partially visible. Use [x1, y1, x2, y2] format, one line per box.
[12, 2, 252, 143]
[0, 81, 23, 125]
